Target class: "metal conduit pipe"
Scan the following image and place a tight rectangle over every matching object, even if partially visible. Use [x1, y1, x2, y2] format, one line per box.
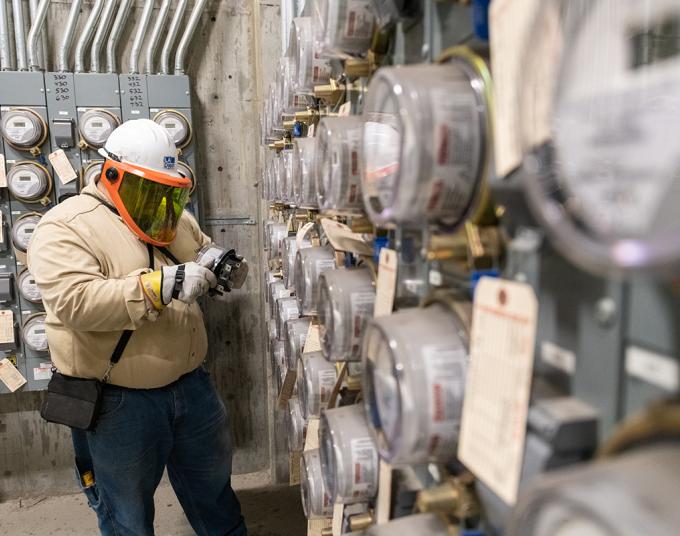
[57, 0, 82, 72]
[173, 0, 207, 74]
[74, 0, 104, 73]
[90, 0, 117, 73]
[129, 0, 154, 74]
[106, 0, 132, 73]
[28, 0, 47, 70]
[0, 0, 12, 70]
[27, 0, 49, 71]
[143, 0, 170, 74]
[12, 0, 28, 71]
[159, 0, 187, 75]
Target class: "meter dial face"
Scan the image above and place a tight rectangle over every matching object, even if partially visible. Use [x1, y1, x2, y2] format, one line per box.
[22, 314, 48, 352]
[154, 110, 192, 148]
[1, 108, 44, 148]
[12, 214, 41, 252]
[79, 109, 120, 148]
[82, 161, 104, 188]
[8, 163, 50, 202]
[521, 0, 680, 274]
[18, 269, 42, 304]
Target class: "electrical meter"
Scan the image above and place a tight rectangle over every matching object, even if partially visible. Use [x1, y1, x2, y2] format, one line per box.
[297, 350, 338, 419]
[362, 301, 470, 464]
[268, 280, 291, 318]
[312, 0, 376, 58]
[301, 448, 334, 519]
[265, 222, 288, 260]
[285, 397, 306, 452]
[520, 0, 680, 274]
[176, 161, 196, 195]
[279, 57, 308, 114]
[290, 17, 332, 93]
[79, 109, 120, 148]
[294, 246, 337, 315]
[12, 212, 41, 254]
[276, 296, 300, 340]
[315, 117, 364, 211]
[318, 267, 375, 362]
[7, 162, 53, 203]
[362, 53, 491, 226]
[364, 514, 449, 535]
[281, 149, 294, 204]
[271, 339, 286, 389]
[80, 160, 104, 189]
[319, 404, 379, 505]
[153, 109, 192, 148]
[282, 236, 312, 290]
[22, 313, 48, 353]
[284, 317, 312, 371]
[0, 108, 47, 150]
[17, 268, 42, 304]
[293, 137, 318, 208]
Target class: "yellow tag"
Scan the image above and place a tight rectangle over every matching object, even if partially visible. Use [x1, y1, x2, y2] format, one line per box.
[338, 102, 352, 117]
[0, 357, 26, 392]
[320, 218, 373, 256]
[458, 277, 538, 505]
[374, 248, 397, 318]
[304, 417, 320, 451]
[0, 310, 14, 344]
[48, 149, 78, 185]
[303, 324, 321, 354]
[277, 369, 297, 409]
[0, 154, 6, 188]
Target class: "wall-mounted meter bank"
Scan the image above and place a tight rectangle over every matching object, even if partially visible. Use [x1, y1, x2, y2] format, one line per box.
[1, 108, 48, 152]
[78, 108, 120, 149]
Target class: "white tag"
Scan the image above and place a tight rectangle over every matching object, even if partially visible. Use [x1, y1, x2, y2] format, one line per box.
[0, 154, 6, 188]
[304, 417, 320, 451]
[625, 346, 679, 392]
[33, 363, 52, 381]
[374, 248, 397, 318]
[296, 221, 315, 250]
[338, 102, 352, 117]
[458, 278, 538, 506]
[320, 218, 373, 256]
[303, 323, 321, 354]
[331, 503, 343, 536]
[541, 341, 576, 375]
[0, 357, 26, 392]
[375, 459, 392, 524]
[0, 309, 14, 344]
[48, 149, 78, 185]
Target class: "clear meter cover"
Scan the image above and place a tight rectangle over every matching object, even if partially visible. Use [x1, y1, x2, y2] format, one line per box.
[319, 404, 379, 504]
[281, 149, 295, 204]
[301, 448, 334, 519]
[311, 0, 376, 58]
[294, 246, 337, 315]
[271, 339, 286, 390]
[268, 280, 291, 318]
[79, 109, 120, 148]
[279, 57, 307, 114]
[284, 317, 312, 371]
[276, 296, 300, 341]
[282, 236, 312, 290]
[293, 137, 318, 208]
[520, 0, 680, 275]
[18, 268, 42, 304]
[153, 109, 192, 148]
[22, 313, 49, 353]
[317, 267, 375, 362]
[1, 108, 45, 148]
[8, 162, 51, 202]
[12, 213, 41, 253]
[266, 222, 288, 260]
[365, 514, 450, 535]
[297, 350, 338, 419]
[81, 160, 104, 189]
[362, 60, 489, 226]
[315, 117, 364, 211]
[362, 303, 469, 464]
[290, 17, 332, 93]
[285, 397, 306, 452]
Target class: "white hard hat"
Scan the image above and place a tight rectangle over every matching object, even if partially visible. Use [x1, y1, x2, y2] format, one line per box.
[98, 119, 181, 177]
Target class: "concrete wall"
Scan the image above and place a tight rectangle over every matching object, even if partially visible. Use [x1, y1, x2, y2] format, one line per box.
[0, 0, 280, 501]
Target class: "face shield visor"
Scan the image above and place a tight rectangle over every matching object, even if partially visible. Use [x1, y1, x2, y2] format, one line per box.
[100, 158, 192, 246]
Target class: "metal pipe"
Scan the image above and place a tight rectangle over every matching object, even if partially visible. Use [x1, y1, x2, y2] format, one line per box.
[105, 0, 132, 73]
[0, 0, 12, 70]
[129, 0, 154, 74]
[57, 0, 82, 72]
[143, 0, 170, 74]
[28, 0, 41, 68]
[12, 0, 28, 70]
[173, 0, 207, 74]
[159, 0, 187, 75]
[27, 0, 49, 71]
[74, 0, 104, 73]
[90, 0, 117, 73]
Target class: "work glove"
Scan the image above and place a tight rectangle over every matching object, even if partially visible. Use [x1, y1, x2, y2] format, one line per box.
[140, 258, 216, 311]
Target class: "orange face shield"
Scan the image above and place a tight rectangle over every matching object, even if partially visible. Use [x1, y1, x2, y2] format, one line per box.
[100, 158, 192, 246]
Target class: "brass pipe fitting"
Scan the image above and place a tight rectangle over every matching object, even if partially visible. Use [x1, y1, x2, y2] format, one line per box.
[348, 512, 374, 532]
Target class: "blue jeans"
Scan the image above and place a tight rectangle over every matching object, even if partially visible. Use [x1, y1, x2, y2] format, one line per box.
[71, 366, 247, 536]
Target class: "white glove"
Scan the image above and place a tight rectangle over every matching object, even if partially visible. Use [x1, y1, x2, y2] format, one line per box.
[162, 259, 217, 305]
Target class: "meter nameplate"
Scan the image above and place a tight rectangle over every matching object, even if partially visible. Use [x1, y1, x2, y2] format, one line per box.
[49, 149, 78, 185]
[458, 277, 538, 506]
[0, 357, 25, 392]
[33, 362, 52, 381]
[303, 323, 321, 354]
[0, 309, 14, 345]
[625, 346, 679, 392]
[0, 154, 6, 188]
[541, 341, 576, 375]
[374, 248, 397, 318]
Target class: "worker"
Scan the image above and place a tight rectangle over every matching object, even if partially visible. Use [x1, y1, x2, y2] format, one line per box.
[27, 119, 248, 536]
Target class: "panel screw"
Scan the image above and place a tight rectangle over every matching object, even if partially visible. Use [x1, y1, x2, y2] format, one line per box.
[594, 297, 617, 327]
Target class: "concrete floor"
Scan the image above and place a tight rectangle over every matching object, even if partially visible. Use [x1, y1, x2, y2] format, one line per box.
[0, 471, 307, 536]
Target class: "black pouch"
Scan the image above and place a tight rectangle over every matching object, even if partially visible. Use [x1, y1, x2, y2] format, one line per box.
[41, 373, 103, 431]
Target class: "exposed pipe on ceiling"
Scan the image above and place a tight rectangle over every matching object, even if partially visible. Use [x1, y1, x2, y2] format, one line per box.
[173, 0, 207, 74]
[11, 0, 28, 71]
[90, 0, 117, 73]
[159, 0, 187, 75]
[0, 0, 12, 70]
[74, 0, 104, 73]
[129, 0, 154, 74]
[58, 0, 82, 72]
[106, 0, 133, 73]
[27, 0, 50, 71]
[143, 0, 170, 74]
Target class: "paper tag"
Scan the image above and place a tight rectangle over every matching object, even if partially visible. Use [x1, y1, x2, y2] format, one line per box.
[625, 346, 679, 392]
[338, 102, 352, 117]
[297, 221, 316, 250]
[458, 277, 538, 505]
[277, 369, 297, 409]
[0, 357, 26, 392]
[304, 324, 321, 354]
[374, 248, 397, 317]
[375, 460, 392, 524]
[0, 211, 4, 245]
[48, 149, 78, 185]
[33, 362, 52, 381]
[308, 124, 316, 138]
[304, 417, 320, 451]
[541, 341, 576, 375]
[289, 450, 302, 486]
[0, 154, 6, 188]
[0, 309, 14, 344]
[332, 503, 343, 536]
[320, 218, 373, 256]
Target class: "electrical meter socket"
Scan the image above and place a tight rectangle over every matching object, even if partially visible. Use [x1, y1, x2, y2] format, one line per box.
[282, 236, 312, 290]
[7, 162, 53, 203]
[78, 109, 120, 149]
[520, 0, 680, 275]
[301, 448, 334, 519]
[268, 280, 291, 318]
[17, 268, 42, 304]
[285, 396, 306, 452]
[12, 212, 42, 254]
[22, 313, 49, 353]
[0, 108, 47, 151]
[153, 109, 192, 149]
[80, 160, 104, 189]
[362, 302, 470, 464]
[312, 0, 376, 58]
[293, 137, 318, 208]
[276, 296, 300, 341]
[266, 222, 288, 261]
[319, 403, 379, 505]
[361, 55, 490, 227]
[364, 513, 449, 535]
[294, 246, 337, 316]
[315, 117, 364, 211]
[284, 317, 312, 371]
[297, 350, 338, 419]
[290, 17, 332, 93]
[318, 267, 375, 362]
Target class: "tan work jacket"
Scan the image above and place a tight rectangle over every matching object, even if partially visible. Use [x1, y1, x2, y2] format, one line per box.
[27, 182, 210, 389]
